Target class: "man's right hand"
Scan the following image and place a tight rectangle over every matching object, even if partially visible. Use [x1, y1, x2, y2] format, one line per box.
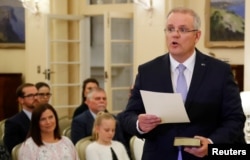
[138, 114, 162, 133]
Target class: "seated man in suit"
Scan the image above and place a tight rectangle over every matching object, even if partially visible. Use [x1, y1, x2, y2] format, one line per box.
[3, 83, 39, 153]
[71, 87, 125, 146]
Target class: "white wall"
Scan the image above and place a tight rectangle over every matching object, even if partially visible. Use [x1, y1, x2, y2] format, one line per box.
[24, 13, 47, 83]
[133, 0, 166, 78]
[0, 50, 24, 74]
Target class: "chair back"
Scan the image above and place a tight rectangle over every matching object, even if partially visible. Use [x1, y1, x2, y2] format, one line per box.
[62, 126, 71, 139]
[75, 136, 93, 160]
[58, 116, 72, 134]
[240, 91, 250, 143]
[11, 143, 22, 160]
[129, 136, 144, 160]
[0, 119, 6, 145]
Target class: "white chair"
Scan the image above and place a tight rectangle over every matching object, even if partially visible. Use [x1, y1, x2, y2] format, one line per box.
[11, 143, 22, 160]
[129, 136, 144, 160]
[58, 116, 72, 134]
[240, 91, 250, 143]
[0, 119, 6, 145]
[62, 126, 71, 139]
[75, 136, 93, 160]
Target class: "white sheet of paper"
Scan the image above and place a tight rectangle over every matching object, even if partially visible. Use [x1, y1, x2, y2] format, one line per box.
[140, 90, 190, 124]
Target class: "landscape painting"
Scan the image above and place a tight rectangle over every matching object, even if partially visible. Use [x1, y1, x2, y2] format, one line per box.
[205, 0, 245, 48]
[0, 0, 25, 48]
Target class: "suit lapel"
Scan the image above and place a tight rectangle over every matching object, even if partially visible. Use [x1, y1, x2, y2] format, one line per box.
[86, 110, 95, 122]
[186, 51, 208, 108]
[161, 54, 174, 92]
[85, 110, 95, 135]
[19, 111, 31, 133]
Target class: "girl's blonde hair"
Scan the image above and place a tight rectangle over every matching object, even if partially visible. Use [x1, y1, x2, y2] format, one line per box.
[92, 111, 116, 140]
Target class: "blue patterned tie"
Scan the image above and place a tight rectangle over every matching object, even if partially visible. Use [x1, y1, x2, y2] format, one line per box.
[176, 64, 186, 160]
[176, 64, 187, 101]
[178, 146, 183, 160]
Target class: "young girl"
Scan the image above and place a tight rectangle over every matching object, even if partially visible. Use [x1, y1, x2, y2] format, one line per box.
[85, 111, 130, 160]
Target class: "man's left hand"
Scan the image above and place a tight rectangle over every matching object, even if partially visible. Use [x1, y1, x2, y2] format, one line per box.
[184, 135, 211, 158]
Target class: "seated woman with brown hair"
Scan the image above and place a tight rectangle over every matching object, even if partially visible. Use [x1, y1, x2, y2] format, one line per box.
[18, 103, 79, 160]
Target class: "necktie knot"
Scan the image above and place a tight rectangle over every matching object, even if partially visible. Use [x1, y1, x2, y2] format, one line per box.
[177, 64, 186, 73]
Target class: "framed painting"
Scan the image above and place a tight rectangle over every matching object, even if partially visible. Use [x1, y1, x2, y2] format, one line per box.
[205, 0, 245, 48]
[0, 0, 25, 49]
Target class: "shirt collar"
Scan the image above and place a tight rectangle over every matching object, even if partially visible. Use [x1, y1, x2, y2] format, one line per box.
[89, 109, 97, 119]
[22, 109, 32, 120]
[170, 51, 196, 72]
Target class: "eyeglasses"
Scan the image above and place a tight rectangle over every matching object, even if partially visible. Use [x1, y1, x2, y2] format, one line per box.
[23, 93, 38, 99]
[164, 27, 198, 34]
[37, 93, 52, 98]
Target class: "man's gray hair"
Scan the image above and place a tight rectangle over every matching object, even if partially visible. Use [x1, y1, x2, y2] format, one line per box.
[167, 7, 201, 30]
[86, 87, 105, 100]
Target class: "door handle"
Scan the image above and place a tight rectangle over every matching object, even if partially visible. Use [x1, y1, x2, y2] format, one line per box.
[43, 69, 55, 80]
[105, 71, 108, 79]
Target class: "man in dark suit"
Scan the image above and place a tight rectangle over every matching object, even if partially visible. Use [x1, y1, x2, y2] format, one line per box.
[119, 7, 246, 160]
[4, 83, 38, 153]
[71, 87, 125, 145]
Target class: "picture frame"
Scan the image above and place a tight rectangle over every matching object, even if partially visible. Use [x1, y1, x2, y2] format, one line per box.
[205, 0, 245, 48]
[0, 0, 25, 49]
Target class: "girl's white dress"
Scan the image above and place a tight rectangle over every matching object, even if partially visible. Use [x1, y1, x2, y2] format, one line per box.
[86, 140, 130, 160]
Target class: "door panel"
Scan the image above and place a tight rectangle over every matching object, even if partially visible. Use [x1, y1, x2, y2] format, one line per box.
[87, 12, 134, 113]
[108, 12, 133, 114]
[46, 15, 83, 117]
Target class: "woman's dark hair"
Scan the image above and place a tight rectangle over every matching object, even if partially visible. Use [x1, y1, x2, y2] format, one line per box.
[27, 103, 61, 146]
[35, 82, 50, 90]
[82, 78, 99, 103]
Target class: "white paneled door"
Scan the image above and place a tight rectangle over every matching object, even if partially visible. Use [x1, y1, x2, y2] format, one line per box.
[86, 12, 134, 114]
[45, 15, 85, 117]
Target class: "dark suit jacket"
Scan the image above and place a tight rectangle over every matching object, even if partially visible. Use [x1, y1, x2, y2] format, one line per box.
[3, 111, 30, 153]
[72, 103, 89, 118]
[71, 110, 126, 146]
[119, 49, 246, 160]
